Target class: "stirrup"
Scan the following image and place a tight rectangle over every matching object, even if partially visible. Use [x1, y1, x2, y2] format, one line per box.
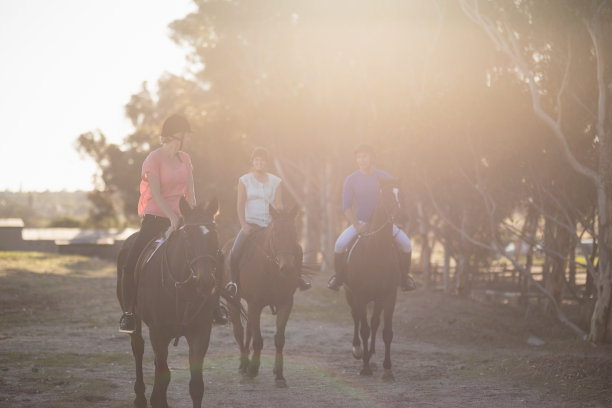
[225, 281, 238, 298]
[298, 276, 312, 291]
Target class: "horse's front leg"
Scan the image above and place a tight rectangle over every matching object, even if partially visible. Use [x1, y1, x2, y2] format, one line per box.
[228, 302, 249, 374]
[149, 328, 172, 408]
[382, 291, 397, 381]
[246, 303, 264, 378]
[347, 292, 362, 359]
[273, 298, 293, 388]
[357, 303, 372, 376]
[131, 319, 147, 408]
[370, 302, 383, 357]
[186, 318, 213, 408]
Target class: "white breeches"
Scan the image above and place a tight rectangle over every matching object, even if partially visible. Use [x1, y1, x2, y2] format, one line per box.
[334, 224, 412, 254]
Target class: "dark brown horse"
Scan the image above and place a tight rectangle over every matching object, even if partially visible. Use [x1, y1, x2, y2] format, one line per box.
[344, 178, 403, 380]
[117, 197, 229, 408]
[223, 205, 300, 388]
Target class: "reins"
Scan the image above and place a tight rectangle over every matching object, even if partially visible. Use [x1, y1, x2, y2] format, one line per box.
[348, 184, 400, 263]
[158, 223, 220, 330]
[358, 186, 399, 238]
[249, 221, 295, 268]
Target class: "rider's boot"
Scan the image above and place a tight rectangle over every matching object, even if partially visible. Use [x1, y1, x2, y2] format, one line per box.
[400, 251, 416, 291]
[119, 266, 136, 334]
[298, 274, 312, 291]
[327, 252, 347, 291]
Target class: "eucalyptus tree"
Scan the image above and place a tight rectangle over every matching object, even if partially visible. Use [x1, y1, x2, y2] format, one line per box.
[461, 0, 612, 342]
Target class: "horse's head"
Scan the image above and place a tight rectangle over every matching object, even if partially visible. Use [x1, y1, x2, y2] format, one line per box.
[378, 177, 406, 225]
[176, 197, 221, 294]
[267, 204, 299, 278]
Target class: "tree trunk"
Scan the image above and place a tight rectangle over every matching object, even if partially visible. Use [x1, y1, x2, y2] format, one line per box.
[455, 209, 471, 297]
[568, 237, 577, 288]
[417, 200, 432, 287]
[520, 209, 538, 305]
[541, 216, 554, 287]
[443, 241, 451, 293]
[544, 223, 570, 315]
[302, 160, 321, 265]
[320, 159, 337, 272]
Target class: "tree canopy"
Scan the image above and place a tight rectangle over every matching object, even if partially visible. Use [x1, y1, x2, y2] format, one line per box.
[76, 0, 612, 342]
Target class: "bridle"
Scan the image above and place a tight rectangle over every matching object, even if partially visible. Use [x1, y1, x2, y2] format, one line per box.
[254, 218, 296, 268]
[161, 222, 220, 287]
[160, 221, 221, 327]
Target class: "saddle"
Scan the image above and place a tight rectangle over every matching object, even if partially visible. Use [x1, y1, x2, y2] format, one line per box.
[345, 235, 400, 265]
[134, 234, 168, 284]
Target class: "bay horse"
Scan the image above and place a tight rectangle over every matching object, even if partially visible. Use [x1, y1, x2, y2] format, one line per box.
[223, 205, 300, 388]
[344, 178, 403, 380]
[117, 197, 230, 408]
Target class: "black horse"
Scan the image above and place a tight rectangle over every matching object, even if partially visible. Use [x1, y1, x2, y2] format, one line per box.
[223, 205, 301, 387]
[117, 197, 230, 408]
[344, 178, 404, 380]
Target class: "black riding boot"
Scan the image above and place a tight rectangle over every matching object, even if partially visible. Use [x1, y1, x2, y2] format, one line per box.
[400, 251, 416, 291]
[119, 267, 137, 333]
[328, 253, 347, 291]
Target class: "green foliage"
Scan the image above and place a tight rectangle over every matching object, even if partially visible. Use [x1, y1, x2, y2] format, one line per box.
[47, 216, 83, 228]
[0, 191, 91, 227]
[75, 0, 607, 278]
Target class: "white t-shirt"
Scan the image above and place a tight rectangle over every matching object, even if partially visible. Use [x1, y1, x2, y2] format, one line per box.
[239, 172, 282, 227]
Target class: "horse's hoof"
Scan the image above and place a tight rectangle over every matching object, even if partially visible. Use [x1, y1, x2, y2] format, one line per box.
[275, 378, 288, 388]
[352, 346, 363, 359]
[247, 367, 259, 378]
[239, 376, 254, 385]
[360, 367, 373, 376]
[134, 395, 147, 408]
[382, 370, 395, 382]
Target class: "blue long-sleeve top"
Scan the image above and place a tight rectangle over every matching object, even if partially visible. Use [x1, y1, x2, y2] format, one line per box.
[342, 169, 391, 223]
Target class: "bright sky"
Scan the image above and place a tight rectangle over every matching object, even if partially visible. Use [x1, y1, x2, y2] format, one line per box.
[0, 0, 195, 192]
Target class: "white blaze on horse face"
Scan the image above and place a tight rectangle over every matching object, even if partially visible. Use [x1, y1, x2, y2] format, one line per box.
[200, 226, 209, 235]
[393, 188, 401, 208]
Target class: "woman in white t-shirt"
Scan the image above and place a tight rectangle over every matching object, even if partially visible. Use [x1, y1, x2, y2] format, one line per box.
[226, 147, 311, 296]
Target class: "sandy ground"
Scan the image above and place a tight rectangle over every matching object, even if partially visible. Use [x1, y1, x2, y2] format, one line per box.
[1, 252, 611, 408]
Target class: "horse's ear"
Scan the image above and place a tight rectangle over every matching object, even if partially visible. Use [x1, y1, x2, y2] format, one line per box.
[269, 204, 279, 219]
[206, 197, 219, 219]
[179, 196, 192, 217]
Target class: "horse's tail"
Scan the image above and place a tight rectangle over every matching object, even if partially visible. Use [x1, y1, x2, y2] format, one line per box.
[217, 287, 248, 326]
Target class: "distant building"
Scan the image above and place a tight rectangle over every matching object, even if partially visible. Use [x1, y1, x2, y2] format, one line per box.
[0, 218, 136, 260]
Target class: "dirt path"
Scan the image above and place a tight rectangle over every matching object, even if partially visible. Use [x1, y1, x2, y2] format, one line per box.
[1, 252, 611, 408]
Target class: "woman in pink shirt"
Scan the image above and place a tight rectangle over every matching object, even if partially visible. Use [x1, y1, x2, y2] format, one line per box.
[119, 114, 226, 333]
